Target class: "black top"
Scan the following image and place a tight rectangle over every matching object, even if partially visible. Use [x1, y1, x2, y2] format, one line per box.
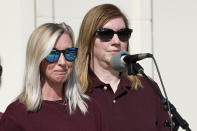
[87, 70, 170, 131]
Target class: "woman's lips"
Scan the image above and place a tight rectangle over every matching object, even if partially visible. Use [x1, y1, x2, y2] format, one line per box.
[55, 70, 67, 75]
[111, 50, 120, 53]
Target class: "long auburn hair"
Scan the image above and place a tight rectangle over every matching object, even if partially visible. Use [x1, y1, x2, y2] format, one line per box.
[18, 23, 88, 114]
[76, 4, 142, 92]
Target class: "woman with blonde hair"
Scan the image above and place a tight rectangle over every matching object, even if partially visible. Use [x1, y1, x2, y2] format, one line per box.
[0, 23, 108, 131]
[76, 4, 170, 131]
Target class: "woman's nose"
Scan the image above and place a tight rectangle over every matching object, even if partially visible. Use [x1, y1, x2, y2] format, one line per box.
[111, 34, 121, 44]
[58, 53, 66, 65]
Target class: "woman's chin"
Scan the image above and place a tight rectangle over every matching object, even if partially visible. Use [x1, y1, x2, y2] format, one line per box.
[54, 76, 67, 84]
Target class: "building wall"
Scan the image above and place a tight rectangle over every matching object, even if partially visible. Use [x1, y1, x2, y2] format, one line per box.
[153, 0, 196, 130]
[0, 0, 35, 112]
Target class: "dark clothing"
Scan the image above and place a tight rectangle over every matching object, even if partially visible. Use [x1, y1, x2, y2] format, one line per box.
[0, 99, 108, 131]
[87, 70, 170, 131]
[0, 112, 3, 120]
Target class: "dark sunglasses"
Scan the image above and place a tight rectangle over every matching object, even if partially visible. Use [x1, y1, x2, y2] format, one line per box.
[96, 28, 133, 42]
[45, 48, 78, 63]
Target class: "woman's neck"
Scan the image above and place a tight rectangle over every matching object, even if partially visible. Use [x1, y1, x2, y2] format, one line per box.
[92, 63, 120, 93]
[42, 80, 63, 101]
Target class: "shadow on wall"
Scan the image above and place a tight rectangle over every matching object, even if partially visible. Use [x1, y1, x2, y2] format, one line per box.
[0, 57, 3, 118]
[0, 64, 2, 87]
[0, 57, 2, 87]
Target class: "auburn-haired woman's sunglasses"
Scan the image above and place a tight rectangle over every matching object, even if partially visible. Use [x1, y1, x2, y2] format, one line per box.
[96, 28, 133, 42]
[45, 48, 78, 63]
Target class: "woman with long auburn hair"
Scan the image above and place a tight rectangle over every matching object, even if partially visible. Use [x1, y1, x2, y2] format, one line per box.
[76, 4, 170, 131]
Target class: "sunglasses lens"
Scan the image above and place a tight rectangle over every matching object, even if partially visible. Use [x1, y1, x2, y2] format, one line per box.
[97, 28, 132, 42]
[64, 48, 78, 61]
[45, 49, 59, 63]
[117, 28, 132, 42]
[97, 29, 114, 41]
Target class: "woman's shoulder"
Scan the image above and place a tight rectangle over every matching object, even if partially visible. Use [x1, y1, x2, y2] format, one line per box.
[3, 100, 26, 118]
[138, 75, 160, 90]
[6, 100, 25, 110]
[85, 97, 102, 113]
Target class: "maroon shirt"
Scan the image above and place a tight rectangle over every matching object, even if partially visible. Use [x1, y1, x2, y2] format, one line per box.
[87, 70, 170, 131]
[0, 99, 108, 131]
[0, 112, 3, 120]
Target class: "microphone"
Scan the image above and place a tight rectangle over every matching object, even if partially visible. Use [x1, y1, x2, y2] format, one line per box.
[110, 51, 153, 71]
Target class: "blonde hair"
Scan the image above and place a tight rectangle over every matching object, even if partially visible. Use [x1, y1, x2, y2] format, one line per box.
[18, 23, 88, 114]
[76, 4, 142, 92]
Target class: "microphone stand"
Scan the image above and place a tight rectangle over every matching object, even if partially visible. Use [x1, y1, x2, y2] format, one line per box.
[127, 63, 191, 131]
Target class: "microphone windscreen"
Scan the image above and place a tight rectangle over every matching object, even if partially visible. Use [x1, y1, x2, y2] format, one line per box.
[110, 51, 129, 72]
